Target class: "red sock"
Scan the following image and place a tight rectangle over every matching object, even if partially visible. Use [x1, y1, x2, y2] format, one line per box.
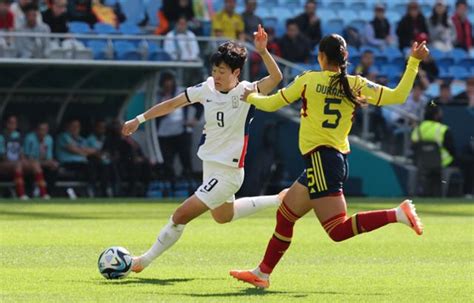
[14, 170, 25, 197]
[35, 171, 48, 197]
[323, 210, 397, 242]
[259, 202, 300, 274]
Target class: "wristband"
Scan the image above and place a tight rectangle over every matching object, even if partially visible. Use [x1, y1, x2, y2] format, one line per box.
[136, 114, 146, 124]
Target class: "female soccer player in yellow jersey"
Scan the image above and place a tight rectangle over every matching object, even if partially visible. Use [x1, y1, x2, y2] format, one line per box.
[230, 34, 429, 289]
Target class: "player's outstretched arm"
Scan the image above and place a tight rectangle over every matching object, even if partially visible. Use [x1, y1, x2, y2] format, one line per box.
[360, 41, 430, 106]
[253, 24, 282, 95]
[122, 93, 189, 136]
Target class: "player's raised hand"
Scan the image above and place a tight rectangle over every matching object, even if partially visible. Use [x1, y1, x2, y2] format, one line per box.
[241, 85, 258, 102]
[122, 118, 139, 136]
[410, 41, 429, 61]
[253, 24, 268, 55]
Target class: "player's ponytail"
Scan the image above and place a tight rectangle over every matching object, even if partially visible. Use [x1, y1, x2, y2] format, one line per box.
[319, 35, 358, 105]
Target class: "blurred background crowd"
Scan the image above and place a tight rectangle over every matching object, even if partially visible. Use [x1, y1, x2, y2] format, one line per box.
[0, 0, 472, 199]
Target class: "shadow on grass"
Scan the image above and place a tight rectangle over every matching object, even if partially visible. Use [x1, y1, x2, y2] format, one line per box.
[0, 210, 164, 221]
[181, 288, 386, 298]
[98, 277, 194, 286]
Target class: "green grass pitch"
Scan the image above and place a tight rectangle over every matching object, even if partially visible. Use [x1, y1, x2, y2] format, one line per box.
[1, 198, 473, 302]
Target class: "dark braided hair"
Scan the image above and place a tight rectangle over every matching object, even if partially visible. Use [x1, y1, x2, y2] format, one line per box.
[319, 34, 358, 105]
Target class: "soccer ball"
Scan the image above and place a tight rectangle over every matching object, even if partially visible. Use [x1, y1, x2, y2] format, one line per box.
[97, 246, 132, 279]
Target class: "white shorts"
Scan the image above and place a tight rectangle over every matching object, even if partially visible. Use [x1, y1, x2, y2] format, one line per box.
[195, 161, 245, 209]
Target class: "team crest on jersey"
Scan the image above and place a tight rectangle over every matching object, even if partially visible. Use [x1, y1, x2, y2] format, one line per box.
[366, 80, 379, 91]
[232, 96, 239, 108]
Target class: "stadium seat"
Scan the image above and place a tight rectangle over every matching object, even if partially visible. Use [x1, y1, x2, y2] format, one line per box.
[337, 9, 359, 22]
[450, 48, 468, 63]
[348, 1, 368, 13]
[347, 45, 359, 56]
[262, 17, 278, 30]
[430, 48, 448, 61]
[149, 50, 171, 61]
[315, 8, 337, 20]
[119, 23, 142, 35]
[437, 57, 455, 70]
[255, 7, 273, 18]
[201, 20, 212, 36]
[86, 40, 111, 60]
[272, 7, 294, 22]
[381, 64, 403, 76]
[383, 46, 403, 62]
[348, 19, 367, 34]
[385, 11, 400, 24]
[323, 18, 344, 35]
[449, 66, 470, 80]
[438, 67, 453, 81]
[359, 45, 381, 56]
[459, 58, 474, 70]
[146, 0, 162, 26]
[121, 0, 146, 25]
[94, 23, 119, 35]
[375, 54, 389, 66]
[114, 41, 142, 60]
[69, 21, 92, 34]
[327, 1, 345, 11]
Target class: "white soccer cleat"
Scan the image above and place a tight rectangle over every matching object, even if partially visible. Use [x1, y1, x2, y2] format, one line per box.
[19, 195, 30, 201]
[398, 200, 423, 235]
[42, 194, 51, 200]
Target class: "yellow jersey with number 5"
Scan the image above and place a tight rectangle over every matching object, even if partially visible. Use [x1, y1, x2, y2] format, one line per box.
[247, 57, 421, 155]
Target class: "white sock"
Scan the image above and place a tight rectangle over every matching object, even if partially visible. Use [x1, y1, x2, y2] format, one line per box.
[140, 217, 186, 267]
[395, 207, 410, 226]
[232, 195, 280, 221]
[251, 266, 269, 280]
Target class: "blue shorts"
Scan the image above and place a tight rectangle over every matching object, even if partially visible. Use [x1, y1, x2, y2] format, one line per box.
[297, 147, 349, 199]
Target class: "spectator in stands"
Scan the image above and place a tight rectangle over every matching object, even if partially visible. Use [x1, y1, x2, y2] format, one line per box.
[451, 0, 472, 50]
[454, 77, 474, 106]
[155, 71, 203, 184]
[11, 0, 43, 30]
[428, 0, 455, 52]
[103, 120, 151, 197]
[16, 3, 51, 58]
[250, 27, 280, 80]
[294, 0, 321, 48]
[154, 9, 169, 35]
[434, 82, 454, 105]
[67, 0, 97, 26]
[0, 0, 14, 49]
[278, 18, 311, 63]
[419, 54, 439, 84]
[459, 140, 474, 198]
[42, 0, 67, 33]
[365, 3, 393, 49]
[412, 105, 456, 168]
[163, 0, 201, 34]
[241, 0, 262, 42]
[86, 119, 114, 197]
[163, 0, 194, 26]
[211, 0, 244, 40]
[0, 115, 49, 199]
[396, 1, 429, 51]
[92, 0, 125, 27]
[0, 0, 14, 31]
[56, 119, 99, 197]
[24, 121, 58, 195]
[164, 15, 200, 61]
[404, 81, 429, 122]
[354, 50, 377, 81]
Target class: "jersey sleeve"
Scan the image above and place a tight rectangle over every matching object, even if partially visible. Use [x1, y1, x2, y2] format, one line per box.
[354, 56, 421, 106]
[23, 135, 33, 158]
[247, 72, 308, 112]
[46, 136, 54, 160]
[185, 81, 206, 104]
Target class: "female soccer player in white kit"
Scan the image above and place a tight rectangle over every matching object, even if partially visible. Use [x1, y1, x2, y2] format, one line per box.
[121, 25, 286, 273]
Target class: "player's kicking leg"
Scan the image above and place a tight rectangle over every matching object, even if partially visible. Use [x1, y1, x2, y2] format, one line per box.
[131, 195, 209, 273]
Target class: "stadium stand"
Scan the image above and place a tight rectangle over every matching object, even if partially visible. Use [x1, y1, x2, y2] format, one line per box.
[0, 0, 472, 198]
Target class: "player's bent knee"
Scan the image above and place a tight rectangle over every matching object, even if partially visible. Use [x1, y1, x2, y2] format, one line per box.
[212, 213, 233, 224]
